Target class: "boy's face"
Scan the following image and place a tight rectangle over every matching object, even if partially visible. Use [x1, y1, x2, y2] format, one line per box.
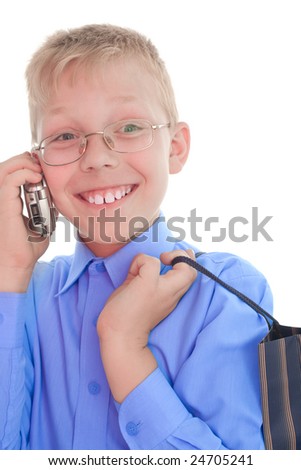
[37, 59, 189, 256]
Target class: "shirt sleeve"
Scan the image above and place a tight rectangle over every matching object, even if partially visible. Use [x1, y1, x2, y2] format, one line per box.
[117, 255, 272, 450]
[118, 368, 226, 449]
[0, 292, 33, 449]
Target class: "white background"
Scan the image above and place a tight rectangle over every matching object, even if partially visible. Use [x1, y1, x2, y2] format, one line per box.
[0, 0, 300, 325]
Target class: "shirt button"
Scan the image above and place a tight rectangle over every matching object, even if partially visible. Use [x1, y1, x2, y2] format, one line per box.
[88, 381, 101, 395]
[126, 421, 140, 436]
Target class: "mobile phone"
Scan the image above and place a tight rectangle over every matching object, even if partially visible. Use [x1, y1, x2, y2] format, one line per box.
[23, 177, 56, 237]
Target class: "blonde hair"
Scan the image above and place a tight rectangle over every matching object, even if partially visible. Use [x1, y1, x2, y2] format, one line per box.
[26, 24, 178, 142]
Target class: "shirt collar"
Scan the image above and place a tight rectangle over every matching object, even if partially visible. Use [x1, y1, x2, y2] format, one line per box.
[56, 214, 177, 295]
[55, 241, 96, 296]
[104, 214, 177, 289]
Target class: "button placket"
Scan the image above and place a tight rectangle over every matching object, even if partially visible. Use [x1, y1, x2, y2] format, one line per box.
[72, 267, 113, 449]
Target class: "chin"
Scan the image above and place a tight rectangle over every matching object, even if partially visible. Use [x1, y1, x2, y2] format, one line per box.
[77, 222, 130, 245]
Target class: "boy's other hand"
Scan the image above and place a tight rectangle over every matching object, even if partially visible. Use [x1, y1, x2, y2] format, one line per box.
[98, 249, 197, 341]
[97, 249, 197, 402]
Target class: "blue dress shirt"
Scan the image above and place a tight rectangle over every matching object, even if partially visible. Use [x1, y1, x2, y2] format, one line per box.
[0, 218, 272, 450]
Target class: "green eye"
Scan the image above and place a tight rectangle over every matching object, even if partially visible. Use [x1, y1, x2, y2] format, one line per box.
[122, 123, 141, 133]
[56, 132, 77, 141]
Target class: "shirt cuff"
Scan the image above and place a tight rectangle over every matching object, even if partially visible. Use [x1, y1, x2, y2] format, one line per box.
[118, 367, 191, 449]
[0, 293, 27, 347]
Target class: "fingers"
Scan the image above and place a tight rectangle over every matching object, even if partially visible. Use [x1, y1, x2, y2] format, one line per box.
[160, 249, 197, 294]
[128, 250, 196, 283]
[0, 153, 42, 210]
[126, 253, 161, 282]
[107, 249, 198, 337]
[0, 152, 42, 187]
[160, 248, 195, 265]
[125, 249, 197, 304]
[0, 152, 41, 174]
[3, 168, 42, 188]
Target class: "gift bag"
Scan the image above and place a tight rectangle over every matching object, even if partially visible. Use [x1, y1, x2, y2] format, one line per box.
[258, 322, 301, 449]
[171, 255, 301, 450]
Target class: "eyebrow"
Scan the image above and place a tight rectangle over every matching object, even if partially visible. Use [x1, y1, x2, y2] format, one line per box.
[112, 95, 137, 103]
[48, 95, 138, 115]
[47, 106, 68, 115]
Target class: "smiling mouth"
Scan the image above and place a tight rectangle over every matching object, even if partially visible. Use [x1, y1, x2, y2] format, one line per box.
[79, 185, 135, 205]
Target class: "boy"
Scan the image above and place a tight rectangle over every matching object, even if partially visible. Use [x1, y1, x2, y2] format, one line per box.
[0, 24, 272, 449]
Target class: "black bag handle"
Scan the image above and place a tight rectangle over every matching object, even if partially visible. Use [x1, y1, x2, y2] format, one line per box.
[171, 253, 278, 329]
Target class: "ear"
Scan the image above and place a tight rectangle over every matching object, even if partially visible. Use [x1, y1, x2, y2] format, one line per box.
[168, 122, 190, 174]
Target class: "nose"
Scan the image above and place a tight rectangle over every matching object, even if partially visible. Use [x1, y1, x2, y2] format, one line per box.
[79, 133, 120, 172]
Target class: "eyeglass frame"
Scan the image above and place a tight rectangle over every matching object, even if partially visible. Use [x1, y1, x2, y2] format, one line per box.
[32, 119, 171, 167]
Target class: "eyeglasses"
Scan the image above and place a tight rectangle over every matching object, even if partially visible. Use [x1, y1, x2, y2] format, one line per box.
[32, 119, 170, 166]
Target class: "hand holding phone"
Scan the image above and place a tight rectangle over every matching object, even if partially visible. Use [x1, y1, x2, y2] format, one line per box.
[23, 178, 56, 237]
[0, 152, 53, 291]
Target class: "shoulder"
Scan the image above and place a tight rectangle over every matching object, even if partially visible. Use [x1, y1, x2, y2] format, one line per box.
[197, 251, 272, 308]
[33, 254, 73, 276]
[175, 239, 267, 283]
[195, 250, 266, 284]
[31, 254, 74, 294]
[173, 241, 272, 313]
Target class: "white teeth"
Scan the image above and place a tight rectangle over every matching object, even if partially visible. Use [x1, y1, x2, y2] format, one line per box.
[85, 186, 133, 205]
[104, 192, 115, 203]
[95, 194, 104, 205]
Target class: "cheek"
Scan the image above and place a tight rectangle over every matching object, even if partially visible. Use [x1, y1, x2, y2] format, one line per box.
[148, 151, 170, 186]
[134, 141, 170, 181]
[42, 160, 70, 187]
[137, 158, 169, 206]
[41, 166, 67, 203]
